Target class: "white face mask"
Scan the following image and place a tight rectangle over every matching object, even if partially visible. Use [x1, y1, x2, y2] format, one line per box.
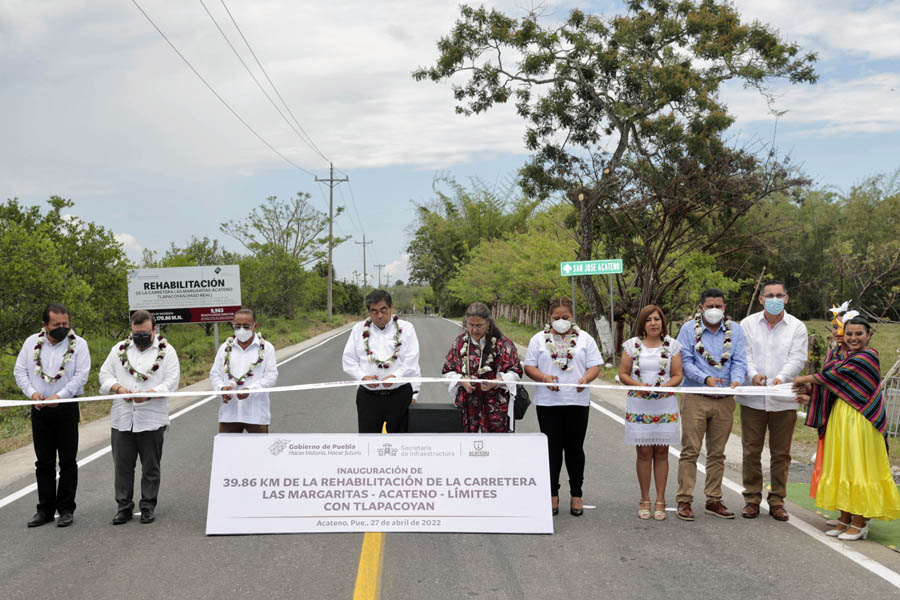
[551, 319, 572, 334]
[235, 327, 254, 343]
[703, 308, 724, 325]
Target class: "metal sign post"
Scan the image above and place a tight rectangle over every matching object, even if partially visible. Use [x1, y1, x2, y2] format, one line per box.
[608, 274, 615, 367]
[571, 277, 576, 321]
[560, 259, 623, 364]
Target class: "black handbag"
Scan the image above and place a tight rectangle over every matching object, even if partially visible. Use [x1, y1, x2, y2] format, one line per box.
[513, 385, 531, 420]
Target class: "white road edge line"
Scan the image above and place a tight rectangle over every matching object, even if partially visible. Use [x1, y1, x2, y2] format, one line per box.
[0, 329, 350, 511]
[590, 400, 900, 589]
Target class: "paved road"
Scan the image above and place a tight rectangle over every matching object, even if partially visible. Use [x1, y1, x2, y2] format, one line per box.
[1, 316, 899, 599]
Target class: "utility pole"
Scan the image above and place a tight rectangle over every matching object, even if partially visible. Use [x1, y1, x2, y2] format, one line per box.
[374, 263, 386, 288]
[315, 163, 348, 318]
[356, 234, 373, 290]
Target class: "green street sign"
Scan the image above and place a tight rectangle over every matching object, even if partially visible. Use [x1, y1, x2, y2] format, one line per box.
[560, 259, 623, 276]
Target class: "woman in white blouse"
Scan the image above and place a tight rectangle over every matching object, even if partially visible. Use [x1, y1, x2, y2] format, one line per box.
[524, 298, 602, 517]
[618, 305, 683, 520]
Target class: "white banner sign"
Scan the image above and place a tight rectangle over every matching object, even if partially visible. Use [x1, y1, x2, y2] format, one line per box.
[206, 433, 553, 535]
[127, 265, 241, 323]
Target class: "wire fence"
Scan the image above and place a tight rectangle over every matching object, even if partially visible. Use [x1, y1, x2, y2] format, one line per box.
[884, 375, 900, 439]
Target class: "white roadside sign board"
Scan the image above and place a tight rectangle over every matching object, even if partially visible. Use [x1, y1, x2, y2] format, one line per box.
[127, 265, 241, 323]
[206, 433, 553, 535]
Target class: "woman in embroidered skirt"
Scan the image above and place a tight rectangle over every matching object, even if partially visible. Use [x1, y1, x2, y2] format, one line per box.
[442, 303, 522, 433]
[618, 305, 683, 520]
[524, 298, 603, 517]
[794, 316, 900, 540]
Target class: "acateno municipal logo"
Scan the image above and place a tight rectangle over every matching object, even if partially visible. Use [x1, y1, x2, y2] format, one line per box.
[469, 440, 489, 457]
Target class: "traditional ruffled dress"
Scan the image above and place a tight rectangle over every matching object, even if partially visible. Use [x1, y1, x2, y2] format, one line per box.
[806, 349, 900, 519]
[441, 334, 522, 433]
[622, 336, 682, 446]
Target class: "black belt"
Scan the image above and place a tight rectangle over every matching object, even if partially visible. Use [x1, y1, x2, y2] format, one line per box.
[358, 383, 412, 397]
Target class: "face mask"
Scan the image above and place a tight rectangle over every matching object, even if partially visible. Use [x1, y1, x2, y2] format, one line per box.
[132, 332, 153, 350]
[551, 319, 572, 334]
[48, 327, 69, 342]
[703, 308, 724, 325]
[234, 327, 254, 343]
[764, 298, 785, 316]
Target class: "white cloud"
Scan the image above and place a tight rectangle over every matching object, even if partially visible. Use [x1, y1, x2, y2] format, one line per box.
[115, 232, 144, 261]
[734, 0, 900, 60]
[384, 253, 410, 284]
[724, 72, 900, 135]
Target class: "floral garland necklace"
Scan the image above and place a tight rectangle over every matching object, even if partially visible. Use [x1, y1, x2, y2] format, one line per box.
[544, 324, 580, 371]
[118, 335, 167, 382]
[223, 334, 267, 386]
[694, 313, 732, 369]
[362, 314, 402, 369]
[33, 329, 76, 383]
[461, 333, 497, 377]
[632, 336, 674, 385]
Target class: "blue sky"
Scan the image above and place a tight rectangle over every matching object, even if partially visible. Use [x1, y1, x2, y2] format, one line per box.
[2, 1, 899, 284]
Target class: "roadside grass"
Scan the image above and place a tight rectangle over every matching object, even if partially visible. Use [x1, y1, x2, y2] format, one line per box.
[0, 311, 356, 454]
[785, 482, 900, 553]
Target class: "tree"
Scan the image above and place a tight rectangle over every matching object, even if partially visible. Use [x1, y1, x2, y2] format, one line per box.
[407, 176, 537, 312]
[238, 246, 312, 320]
[447, 205, 577, 307]
[0, 197, 130, 348]
[143, 236, 238, 268]
[220, 194, 348, 268]
[416, 1, 817, 336]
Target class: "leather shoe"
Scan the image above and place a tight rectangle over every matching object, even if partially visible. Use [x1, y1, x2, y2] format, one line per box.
[551, 496, 559, 516]
[570, 497, 584, 517]
[112, 509, 133, 525]
[769, 505, 789, 522]
[676, 502, 695, 521]
[140, 508, 155, 524]
[742, 502, 760, 519]
[56, 512, 74, 527]
[27, 512, 53, 528]
[705, 501, 735, 519]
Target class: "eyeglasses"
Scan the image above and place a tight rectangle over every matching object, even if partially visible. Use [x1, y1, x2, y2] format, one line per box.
[762, 294, 787, 299]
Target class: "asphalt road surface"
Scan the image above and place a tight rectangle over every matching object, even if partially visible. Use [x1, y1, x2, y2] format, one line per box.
[1, 316, 899, 599]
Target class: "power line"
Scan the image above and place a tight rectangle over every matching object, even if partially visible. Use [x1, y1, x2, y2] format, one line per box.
[336, 185, 364, 237]
[198, 0, 325, 163]
[338, 182, 367, 236]
[218, 0, 330, 163]
[130, 0, 318, 177]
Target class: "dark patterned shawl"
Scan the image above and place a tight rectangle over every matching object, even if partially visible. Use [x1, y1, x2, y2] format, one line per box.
[805, 348, 886, 438]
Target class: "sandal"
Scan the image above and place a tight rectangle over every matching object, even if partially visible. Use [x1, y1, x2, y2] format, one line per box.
[654, 501, 666, 521]
[638, 500, 651, 520]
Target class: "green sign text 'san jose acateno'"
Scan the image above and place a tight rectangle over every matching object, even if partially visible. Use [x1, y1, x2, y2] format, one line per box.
[560, 259, 623, 277]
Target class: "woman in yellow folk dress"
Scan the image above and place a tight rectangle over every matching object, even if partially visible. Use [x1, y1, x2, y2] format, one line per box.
[794, 316, 900, 540]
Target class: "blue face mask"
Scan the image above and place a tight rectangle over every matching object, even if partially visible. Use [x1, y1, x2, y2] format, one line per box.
[764, 298, 785, 315]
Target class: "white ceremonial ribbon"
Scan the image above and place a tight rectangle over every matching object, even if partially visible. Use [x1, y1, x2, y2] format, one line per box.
[0, 379, 797, 408]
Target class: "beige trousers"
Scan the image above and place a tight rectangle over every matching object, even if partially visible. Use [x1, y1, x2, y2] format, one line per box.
[740, 405, 796, 507]
[676, 394, 735, 504]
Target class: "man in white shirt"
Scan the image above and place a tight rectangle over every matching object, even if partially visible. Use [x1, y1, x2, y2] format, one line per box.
[737, 280, 808, 522]
[99, 310, 181, 525]
[342, 289, 421, 433]
[209, 308, 278, 433]
[13, 303, 90, 528]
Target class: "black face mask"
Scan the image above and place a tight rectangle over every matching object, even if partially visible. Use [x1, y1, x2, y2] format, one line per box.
[132, 332, 153, 350]
[48, 327, 69, 342]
